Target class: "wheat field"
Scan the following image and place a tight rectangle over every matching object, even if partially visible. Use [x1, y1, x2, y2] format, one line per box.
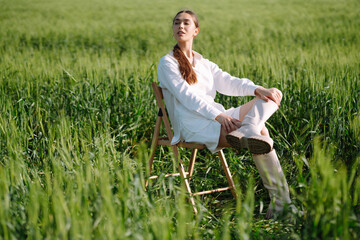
[0, 0, 359, 239]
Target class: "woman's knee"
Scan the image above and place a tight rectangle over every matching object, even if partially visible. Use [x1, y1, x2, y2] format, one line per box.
[260, 126, 270, 137]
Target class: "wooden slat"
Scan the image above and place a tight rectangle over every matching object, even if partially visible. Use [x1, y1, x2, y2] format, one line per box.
[218, 150, 237, 198]
[157, 139, 206, 149]
[177, 142, 206, 149]
[187, 148, 197, 179]
[192, 187, 233, 196]
[148, 172, 189, 180]
[158, 139, 172, 146]
[151, 83, 174, 141]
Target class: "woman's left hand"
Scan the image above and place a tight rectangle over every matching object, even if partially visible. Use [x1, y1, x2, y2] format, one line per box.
[254, 86, 283, 106]
[215, 113, 242, 133]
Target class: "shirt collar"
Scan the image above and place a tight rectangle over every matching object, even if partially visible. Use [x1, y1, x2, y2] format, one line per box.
[192, 50, 203, 60]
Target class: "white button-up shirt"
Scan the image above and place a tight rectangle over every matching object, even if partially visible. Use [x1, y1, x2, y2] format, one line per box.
[157, 50, 259, 146]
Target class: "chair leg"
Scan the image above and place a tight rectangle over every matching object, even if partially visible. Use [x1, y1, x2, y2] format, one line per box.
[187, 148, 198, 181]
[145, 145, 157, 188]
[173, 146, 198, 214]
[218, 150, 237, 198]
[145, 116, 162, 188]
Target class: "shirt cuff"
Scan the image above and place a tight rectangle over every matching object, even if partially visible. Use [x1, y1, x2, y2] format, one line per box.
[249, 84, 260, 96]
[209, 108, 223, 120]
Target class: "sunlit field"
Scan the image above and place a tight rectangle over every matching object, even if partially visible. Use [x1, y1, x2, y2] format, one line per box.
[1, 0, 359, 239]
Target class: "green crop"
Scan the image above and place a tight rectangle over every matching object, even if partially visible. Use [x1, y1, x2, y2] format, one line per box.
[0, 0, 359, 239]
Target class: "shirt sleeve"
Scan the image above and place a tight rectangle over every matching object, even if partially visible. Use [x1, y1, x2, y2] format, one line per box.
[209, 60, 259, 96]
[157, 57, 223, 120]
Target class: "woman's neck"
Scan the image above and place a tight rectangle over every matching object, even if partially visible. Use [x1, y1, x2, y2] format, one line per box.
[177, 41, 193, 59]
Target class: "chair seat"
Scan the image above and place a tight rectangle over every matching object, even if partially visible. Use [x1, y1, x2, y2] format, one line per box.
[177, 142, 207, 149]
[158, 137, 207, 149]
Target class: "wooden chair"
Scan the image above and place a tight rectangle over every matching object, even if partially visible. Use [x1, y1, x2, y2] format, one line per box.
[146, 82, 236, 214]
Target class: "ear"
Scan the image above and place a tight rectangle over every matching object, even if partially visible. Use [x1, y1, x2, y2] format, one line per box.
[193, 27, 199, 37]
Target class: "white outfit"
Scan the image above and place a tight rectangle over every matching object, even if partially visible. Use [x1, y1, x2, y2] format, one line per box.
[157, 50, 259, 152]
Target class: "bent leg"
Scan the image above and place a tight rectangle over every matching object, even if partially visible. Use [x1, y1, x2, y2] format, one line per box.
[238, 97, 259, 122]
[226, 98, 278, 154]
[217, 97, 258, 148]
[217, 96, 273, 149]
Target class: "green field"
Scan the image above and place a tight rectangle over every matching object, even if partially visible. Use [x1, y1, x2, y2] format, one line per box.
[1, 0, 360, 239]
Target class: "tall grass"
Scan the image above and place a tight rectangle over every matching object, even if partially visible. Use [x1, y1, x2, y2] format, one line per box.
[0, 0, 359, 239]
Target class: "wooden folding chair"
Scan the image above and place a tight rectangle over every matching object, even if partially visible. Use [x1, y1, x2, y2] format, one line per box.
[146, 82, 236, 214]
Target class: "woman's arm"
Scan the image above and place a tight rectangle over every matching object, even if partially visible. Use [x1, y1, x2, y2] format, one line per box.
[209, 60, 259, 97]
[209, 60, 282, 106]
[157, 57, 223, 120]
[209, 60, 282, 132]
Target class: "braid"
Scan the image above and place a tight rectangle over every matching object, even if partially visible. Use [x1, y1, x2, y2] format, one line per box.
[173, 44, 197, 85]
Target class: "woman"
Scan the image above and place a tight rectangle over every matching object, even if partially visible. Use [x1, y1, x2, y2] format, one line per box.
[157, 10, 293, 218]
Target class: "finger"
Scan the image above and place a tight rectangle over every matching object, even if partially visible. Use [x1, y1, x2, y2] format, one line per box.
[227, 123, 232, 133]
[267, 94, 280, 106]
[258, 94, 269, 102]
[266, 93, 276, 102]
[274, 89, 282, 102]
[277, 94, 282, 105]
[234, 121, 242, 128]
[231, 119, 242, 128]
[275, 93, 281, 105]
[229, 122, 237, 132]
[225, 121, 231, 133]
[231, 118, 240, 123]
[229, 119, 238, 132]
[230, 120, 237, 131]
[262, 95, 270, 102]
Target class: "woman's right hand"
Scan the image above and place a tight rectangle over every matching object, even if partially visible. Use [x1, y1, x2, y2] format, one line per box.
[254, 86, 283, 106]
[215, 113, 242, 133]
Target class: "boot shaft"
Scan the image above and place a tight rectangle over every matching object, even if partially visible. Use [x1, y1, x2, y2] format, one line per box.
[252, 150, 291, 210]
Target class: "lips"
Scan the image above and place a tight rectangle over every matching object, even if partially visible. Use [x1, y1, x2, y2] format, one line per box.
[177, 31, 185, 35]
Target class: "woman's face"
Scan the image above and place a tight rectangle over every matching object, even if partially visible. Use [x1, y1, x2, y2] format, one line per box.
[172, 12, 199, 43]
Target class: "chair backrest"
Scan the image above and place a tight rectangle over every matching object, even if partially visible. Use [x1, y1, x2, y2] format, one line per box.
[151, 82, 174, 141]
[151, 82, 207, 150]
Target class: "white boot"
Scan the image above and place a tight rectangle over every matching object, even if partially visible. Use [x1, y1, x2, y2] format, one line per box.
[226, 99, 278, 154]
[252, 150, 292, 219]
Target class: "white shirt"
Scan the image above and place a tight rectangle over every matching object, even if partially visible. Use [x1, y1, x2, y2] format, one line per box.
[157, 50, 259, 145]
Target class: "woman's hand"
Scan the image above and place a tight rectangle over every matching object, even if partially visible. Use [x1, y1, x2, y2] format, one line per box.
[215, 113, 242, 133]
[254, 86, 283, 106]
